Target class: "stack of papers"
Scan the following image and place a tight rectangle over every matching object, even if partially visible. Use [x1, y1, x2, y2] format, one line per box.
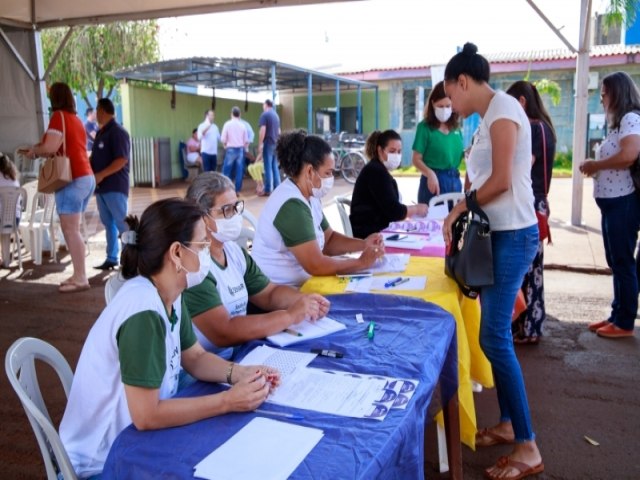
[383, 233, 429, 250]
[267, 317, 346, 347]
[194, 417, 324, 480]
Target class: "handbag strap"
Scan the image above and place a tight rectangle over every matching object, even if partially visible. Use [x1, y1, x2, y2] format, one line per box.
[58, 111, 67, 157]
[465, 190, 490, 225]
[537, 121, 548, 197]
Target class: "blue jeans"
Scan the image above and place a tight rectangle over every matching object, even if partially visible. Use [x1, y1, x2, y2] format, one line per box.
[263, 142, 280, 193]
[417, 168, 462, 204]
[55, 175, 95, 215]
[596, 192, 640, 331]
[201, 153, 217, 173]
[222, 147, 245, 192]
[96, 192, 128, 263]
[479, 225, 538, 442]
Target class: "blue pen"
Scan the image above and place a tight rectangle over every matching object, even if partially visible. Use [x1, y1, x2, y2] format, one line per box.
[255, 409, 304, 420]
[384, 277, 402, 288]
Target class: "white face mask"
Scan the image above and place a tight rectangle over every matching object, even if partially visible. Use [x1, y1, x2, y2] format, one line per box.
[311, 170, 334, 199]
[209, 214, 243, 243]
[385, 152, 402, 171]
[435, 106, 452, 124]
[181, 245, 211, 288]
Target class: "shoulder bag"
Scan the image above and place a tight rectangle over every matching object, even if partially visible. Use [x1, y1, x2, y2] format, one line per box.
[37, 111, 72, 193]
[444, 191, 493, 299]
[535, 121, 552, 242]
[627, 111, 640, 195]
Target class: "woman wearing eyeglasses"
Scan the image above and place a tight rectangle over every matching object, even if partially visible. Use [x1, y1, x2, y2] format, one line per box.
[183, 172, 330, 360]
[59, 198, 279, 479]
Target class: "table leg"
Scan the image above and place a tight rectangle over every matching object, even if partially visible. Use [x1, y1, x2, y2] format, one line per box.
[443, 391, 463, 480]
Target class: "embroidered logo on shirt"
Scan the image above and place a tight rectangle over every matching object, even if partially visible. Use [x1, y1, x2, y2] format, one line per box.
[228, 283, 244, 296]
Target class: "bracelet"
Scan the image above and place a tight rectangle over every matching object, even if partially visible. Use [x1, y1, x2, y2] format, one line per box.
[226, 362, 235, 384]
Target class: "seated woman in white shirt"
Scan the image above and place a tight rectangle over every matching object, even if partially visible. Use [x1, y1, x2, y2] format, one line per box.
[59, 198, 279, 479]
[183, 172, 330, 358]
[0, 154, 21, 227]
[252, 130, 385, 287]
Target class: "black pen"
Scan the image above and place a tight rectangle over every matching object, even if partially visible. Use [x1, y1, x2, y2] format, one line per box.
[311, 348, 344, 358]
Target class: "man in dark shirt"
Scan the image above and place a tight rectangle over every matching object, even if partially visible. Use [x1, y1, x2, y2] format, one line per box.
[257, 99, 281, 195]
[84, 108, 99, 155]
[90, 98, 131, 270]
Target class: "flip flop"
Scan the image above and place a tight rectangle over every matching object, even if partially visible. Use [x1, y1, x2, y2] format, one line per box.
[58, 282, 91, 294]
[485, 456, 544, 480]
[475, 428, 515, 447]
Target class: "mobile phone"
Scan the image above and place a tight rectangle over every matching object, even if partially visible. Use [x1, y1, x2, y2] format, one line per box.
[387, 233, 408, 241]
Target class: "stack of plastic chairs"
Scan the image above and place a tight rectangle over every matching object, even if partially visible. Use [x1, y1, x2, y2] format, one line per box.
[0, 186, 27, 268]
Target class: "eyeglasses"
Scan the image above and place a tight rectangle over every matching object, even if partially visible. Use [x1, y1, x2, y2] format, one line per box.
[183, 241, 211, 254]
[212, 200, 244, 219]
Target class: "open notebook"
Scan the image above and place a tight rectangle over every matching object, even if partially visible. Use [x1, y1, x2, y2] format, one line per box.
[267, 316, 346, 347]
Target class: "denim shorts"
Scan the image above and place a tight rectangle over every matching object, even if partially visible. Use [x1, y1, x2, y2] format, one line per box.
[55, 175, 95, 215]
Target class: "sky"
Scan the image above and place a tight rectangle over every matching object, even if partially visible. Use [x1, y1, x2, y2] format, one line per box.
[157, 0, 612, 74]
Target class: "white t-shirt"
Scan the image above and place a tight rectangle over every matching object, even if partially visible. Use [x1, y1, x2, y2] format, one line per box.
[594, 111, 640, 199]
[197, 120, 221, 155]
[59, 276, 184, 478]
[252, 179, 326, 287]
[466, 91, 536, 231]
[0, 175, 21, 219]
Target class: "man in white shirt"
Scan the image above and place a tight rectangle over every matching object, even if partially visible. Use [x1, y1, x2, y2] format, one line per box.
[197, 109, 221, 172]
[221, 106, 249, 193]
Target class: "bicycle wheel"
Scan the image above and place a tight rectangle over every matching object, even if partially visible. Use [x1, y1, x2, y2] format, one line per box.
[340, 151, 366, 184]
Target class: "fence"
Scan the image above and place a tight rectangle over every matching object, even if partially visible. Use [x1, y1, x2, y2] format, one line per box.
[131, 137, 156, 188]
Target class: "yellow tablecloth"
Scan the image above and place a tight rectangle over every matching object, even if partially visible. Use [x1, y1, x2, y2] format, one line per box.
[301, 256, 493, 449]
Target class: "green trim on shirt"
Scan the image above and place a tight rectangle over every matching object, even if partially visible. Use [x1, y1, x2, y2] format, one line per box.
[179, 298, 197, 351]
[274, 198, 319, 247]
[183, 273, 221, 318]
[241, 248, 270, 294]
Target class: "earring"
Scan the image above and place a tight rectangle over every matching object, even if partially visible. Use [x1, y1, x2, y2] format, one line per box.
[175, 263, 181, 273]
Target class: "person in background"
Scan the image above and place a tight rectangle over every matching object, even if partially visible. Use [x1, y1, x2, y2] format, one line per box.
[506, 81, 557, 345]
[350, 130, 428, 238]
[257, 99, 281, 196]
[412, 80, 464, 205]
[442, 43, 542, 479]
[23, 82, 95, 293]
[247, 153, 265, 196]
[221, 106, 249, 193]
[186, 128, 202, 167]
[91, 98, 131, 271]
[59, 198, 280, 479]
[580, 71, 640, 339]
[0, 154, 21, 246]
[252, 130, 384, 287]
[240, 116, 255, 167]
[183, 172, 330, 359]
[84, 107, 99, 156]
[197, 109, 221, 173]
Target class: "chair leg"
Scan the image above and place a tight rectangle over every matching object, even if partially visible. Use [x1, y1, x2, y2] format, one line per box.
[1, 234, 10, 267]
[31, 229, 42, 265]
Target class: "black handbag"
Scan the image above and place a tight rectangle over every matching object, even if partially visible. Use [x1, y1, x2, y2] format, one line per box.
[444, 191, 494, 299]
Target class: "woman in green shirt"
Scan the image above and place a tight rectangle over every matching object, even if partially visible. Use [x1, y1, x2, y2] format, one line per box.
[411, 80, 465, 204]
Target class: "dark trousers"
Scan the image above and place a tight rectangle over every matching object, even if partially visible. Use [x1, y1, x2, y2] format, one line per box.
[201, 153, 218, 173]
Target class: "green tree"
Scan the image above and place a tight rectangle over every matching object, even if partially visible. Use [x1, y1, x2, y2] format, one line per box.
[603, 0, 640, 28]
[42, 21, 159, 107]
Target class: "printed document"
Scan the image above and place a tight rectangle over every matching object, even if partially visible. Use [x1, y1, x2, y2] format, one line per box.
[267, 316, 346, 347]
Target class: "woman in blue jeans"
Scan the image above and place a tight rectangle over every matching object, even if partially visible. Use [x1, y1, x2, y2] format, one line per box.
[442, 43, 543, 480]
[579, 71, 640, 338]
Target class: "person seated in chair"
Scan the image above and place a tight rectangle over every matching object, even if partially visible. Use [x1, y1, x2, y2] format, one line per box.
[183, 172, 330, 360]
[186, 128, 202, 167]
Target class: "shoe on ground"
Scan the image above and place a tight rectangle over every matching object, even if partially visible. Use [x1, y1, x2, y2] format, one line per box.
[588, 320, 609, 332]
[596, 323, 634, 338]
[94, 260, 118, 271]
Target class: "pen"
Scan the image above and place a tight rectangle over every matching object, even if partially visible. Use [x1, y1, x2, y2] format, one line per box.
[284, 328, 303, 337]
[391, 277, 410, 288]
[311, 348, 344, 358]
[367, 321, 375, 340]
[384, 277, 402, 288]
[337, 273, 372, 278]
[255, 409, 304, 420]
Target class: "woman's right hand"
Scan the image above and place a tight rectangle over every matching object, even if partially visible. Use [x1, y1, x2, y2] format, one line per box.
[358, 245, 383, 267]
[224, 368, 270, 412]
[427, 171, 440, 195]
[286, 294, 327, 323]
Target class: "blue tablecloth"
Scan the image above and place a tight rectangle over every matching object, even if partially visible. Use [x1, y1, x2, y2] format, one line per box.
[103, 293, 457, 480]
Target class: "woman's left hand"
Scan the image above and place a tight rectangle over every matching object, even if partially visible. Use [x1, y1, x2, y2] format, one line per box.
[239, 365, 281, 390]
[579, 159, 597, 177]
[364, 232, 384, 249]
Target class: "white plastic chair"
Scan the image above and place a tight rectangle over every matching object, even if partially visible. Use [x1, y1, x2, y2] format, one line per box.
[235, 209, 258, 251]
[20, 192, 57, 265]
[428, 192, 465, 212]
[0, 186, 27, 268]
[104, 272, 126, 305]
[334, 195, 353, 237]
[14, 147, 43, 185]
[5, 337, 78, 480]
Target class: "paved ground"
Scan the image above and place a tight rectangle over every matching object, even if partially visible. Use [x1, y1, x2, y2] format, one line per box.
[1, 175, 639, 479]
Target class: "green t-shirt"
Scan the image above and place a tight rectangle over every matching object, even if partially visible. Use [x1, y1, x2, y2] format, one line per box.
[116, 299, 197, 388]
[183, 248, 270, 318]
[274, 198, 330, 247]
[412, 121, 464, 170]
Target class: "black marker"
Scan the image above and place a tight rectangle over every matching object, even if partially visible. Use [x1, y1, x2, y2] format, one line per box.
[311, 348, 344, 358]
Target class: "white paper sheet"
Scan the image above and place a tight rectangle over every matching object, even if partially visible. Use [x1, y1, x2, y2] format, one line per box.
[347, 275, 427, 292]
[267, 316, 346, 347]
[383, 233, 429, 250]
[240, 345, 317, 380]
[193, 417, 324, 480]
[367, 253, 410, 274]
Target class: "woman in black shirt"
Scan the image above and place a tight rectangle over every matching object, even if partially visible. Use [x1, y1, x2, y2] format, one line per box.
[350, 130, 428, 238]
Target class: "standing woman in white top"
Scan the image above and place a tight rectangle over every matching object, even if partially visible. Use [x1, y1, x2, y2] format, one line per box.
[59, 198, 279, 479]
[580, 71, 640, 338]
[442, 43, 542, 480]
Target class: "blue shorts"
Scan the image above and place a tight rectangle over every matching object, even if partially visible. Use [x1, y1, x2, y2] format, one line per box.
[55, 175, 95, 215]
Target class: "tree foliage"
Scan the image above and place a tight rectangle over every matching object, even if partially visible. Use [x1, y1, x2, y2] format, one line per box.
[603, 0, 639, 28]
[42, 21, 159, 107]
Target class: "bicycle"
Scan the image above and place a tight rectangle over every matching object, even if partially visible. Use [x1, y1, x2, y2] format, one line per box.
[326, 132, 367, 184]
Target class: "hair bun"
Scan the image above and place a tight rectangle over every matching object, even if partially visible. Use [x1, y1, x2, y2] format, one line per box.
[462, 42, 478, 56]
